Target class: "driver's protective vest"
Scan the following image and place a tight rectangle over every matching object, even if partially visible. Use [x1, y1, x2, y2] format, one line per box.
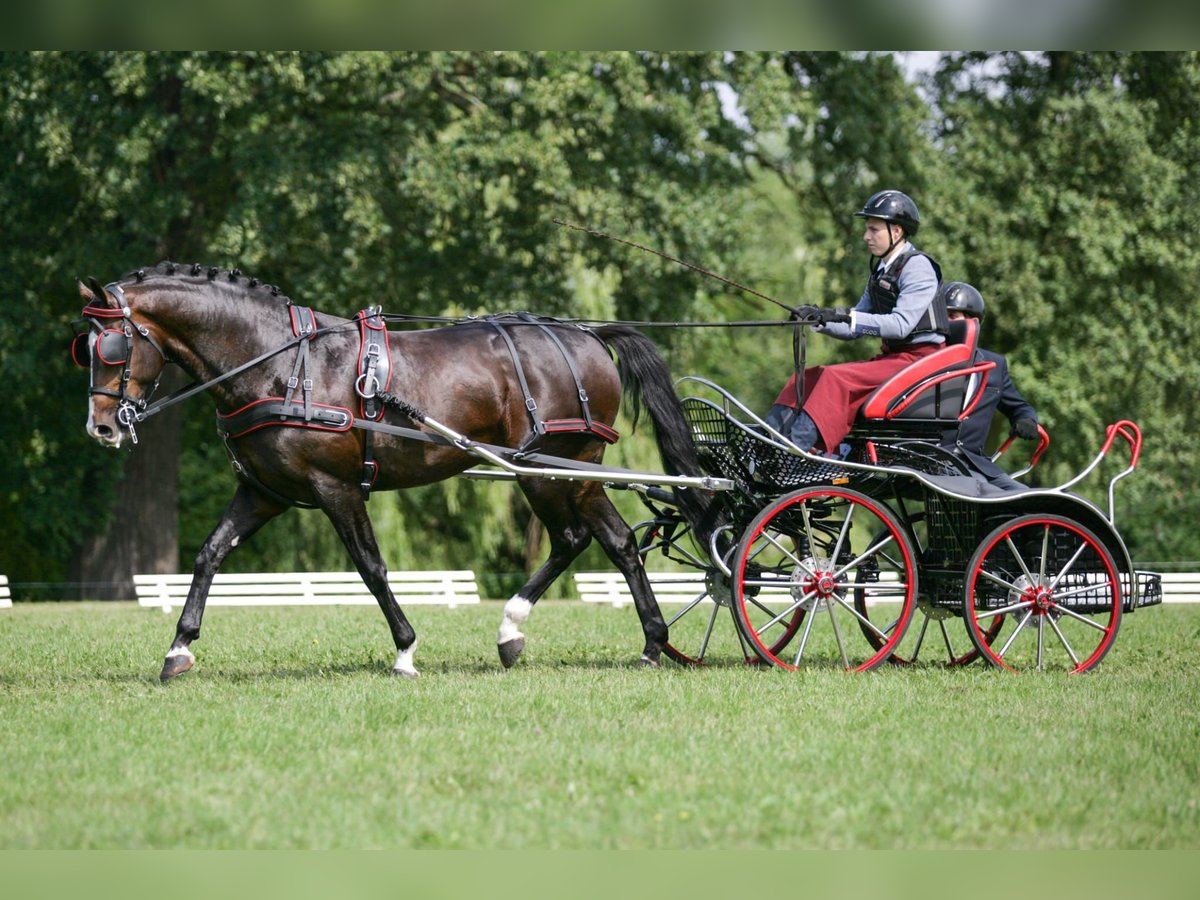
[868, 249, 948, 349]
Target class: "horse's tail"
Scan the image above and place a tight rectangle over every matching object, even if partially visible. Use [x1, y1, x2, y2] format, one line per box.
[594, 324, 723, 543]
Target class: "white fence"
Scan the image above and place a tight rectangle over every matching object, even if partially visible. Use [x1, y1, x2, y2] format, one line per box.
[133, 570, 480, 613]
[574, 570, 1199, 607]
[0, 575, 10, 610]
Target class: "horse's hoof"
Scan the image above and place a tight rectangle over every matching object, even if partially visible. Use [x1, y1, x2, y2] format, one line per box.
[638, 655, 661, 669]
[159, 653, 194, 682]
[498, 637, 525, 669]
[390, 667, 420, 679]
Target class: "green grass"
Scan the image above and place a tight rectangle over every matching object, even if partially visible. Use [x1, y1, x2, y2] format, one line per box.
[1, 600, 1197, 849]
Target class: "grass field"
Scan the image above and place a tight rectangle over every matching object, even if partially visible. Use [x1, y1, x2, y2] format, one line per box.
[1, 599, 1197, 849]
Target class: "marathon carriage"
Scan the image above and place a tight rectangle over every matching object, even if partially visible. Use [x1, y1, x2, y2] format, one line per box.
[629, 315, 1162, 673]
[74, 262, 1160, 679]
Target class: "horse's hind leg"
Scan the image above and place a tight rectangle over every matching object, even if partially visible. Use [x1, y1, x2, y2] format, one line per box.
[162, 484, 286, 681]
[503, 480, 666, 667]
[578, 488, 668, 666]
[498, 479, 596, 668]
[313, 480, 419, 677]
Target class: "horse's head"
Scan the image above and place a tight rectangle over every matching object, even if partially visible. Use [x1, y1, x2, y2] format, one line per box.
[73, 276, 169, 448]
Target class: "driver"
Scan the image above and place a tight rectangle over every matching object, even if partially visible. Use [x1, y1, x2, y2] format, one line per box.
[765, 189, 949, 453]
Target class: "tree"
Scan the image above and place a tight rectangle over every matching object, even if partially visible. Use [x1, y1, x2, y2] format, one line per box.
[0, 51, 760, 597]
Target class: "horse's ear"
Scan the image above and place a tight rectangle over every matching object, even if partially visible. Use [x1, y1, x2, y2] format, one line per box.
[78, 279, 96, 304]
[86, 275, 118, 308]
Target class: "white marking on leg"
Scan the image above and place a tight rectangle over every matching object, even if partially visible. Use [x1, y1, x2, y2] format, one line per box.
[230, 536, 239, 548]
[393, 641, 419, 676]
[498, 594, 533, 644]
[166, 645, 195, 663]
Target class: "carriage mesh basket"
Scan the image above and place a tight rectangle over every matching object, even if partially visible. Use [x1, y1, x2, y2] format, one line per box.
[920, 493, 980, 610]
[682, 398, 848, 492]
[1128, 571, 1163, 611]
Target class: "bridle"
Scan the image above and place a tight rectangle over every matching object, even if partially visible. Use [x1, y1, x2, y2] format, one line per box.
[72, 282, 169, 445]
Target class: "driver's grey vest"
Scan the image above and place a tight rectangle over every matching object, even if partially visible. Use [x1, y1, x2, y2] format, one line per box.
[868, 249, 948, 349]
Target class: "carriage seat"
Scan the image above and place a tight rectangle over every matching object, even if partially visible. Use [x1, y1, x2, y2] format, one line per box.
[856, 317, 994, 425]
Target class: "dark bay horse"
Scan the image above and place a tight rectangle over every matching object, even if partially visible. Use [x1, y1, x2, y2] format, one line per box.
[76, 262, 715, 680]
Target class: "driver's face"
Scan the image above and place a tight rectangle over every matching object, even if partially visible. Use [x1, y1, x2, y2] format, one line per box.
[863, 218, 901, 257]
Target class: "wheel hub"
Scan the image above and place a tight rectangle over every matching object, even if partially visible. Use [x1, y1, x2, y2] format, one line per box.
[704, 569, 733, 608]
[792, 557, 836, 611]
[1012, 574, 1057, 616]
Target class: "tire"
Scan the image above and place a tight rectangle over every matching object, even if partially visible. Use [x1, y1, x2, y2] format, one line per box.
[732, 487, 918, 671]
[963, 514, 1122, 673]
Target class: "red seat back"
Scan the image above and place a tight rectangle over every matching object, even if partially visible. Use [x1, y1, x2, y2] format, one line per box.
[859, 318, 985, 421]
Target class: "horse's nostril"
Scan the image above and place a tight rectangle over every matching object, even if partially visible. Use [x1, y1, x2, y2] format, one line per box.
[95, 424, 114, 439]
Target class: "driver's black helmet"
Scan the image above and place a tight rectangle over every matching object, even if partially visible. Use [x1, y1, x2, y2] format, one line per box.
[939, 282, 986, 321]
[853, 190, 920, 237]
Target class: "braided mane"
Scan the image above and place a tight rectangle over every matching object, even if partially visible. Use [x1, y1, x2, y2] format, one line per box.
[119, 260, 294, 304]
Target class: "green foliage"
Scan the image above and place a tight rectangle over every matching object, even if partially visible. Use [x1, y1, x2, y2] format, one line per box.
[2, 51, 1197, 590]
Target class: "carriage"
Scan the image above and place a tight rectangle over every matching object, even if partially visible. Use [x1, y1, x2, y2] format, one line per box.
[74, 263, 1161, 678]
[623, 321, 1163, 674]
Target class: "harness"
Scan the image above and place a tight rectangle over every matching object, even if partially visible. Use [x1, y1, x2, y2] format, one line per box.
[80, 292, 623, 507]
[74, 283, 170, 445]
[486, 313, 619, 452]
[868, 249, 949, 350]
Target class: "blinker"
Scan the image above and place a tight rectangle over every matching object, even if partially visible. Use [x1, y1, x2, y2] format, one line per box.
[69, 328, 130, 368]
[96, 328, 130, 366]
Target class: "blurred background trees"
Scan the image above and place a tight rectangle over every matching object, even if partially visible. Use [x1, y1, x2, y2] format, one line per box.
[2, 51, 1196, 599]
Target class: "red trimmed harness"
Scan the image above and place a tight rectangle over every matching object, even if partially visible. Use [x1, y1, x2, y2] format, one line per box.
[486, 313, 619, 451]
[214, 306, 619, 504]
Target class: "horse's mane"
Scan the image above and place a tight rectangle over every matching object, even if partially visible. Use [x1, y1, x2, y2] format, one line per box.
[118, 261, 294, 306]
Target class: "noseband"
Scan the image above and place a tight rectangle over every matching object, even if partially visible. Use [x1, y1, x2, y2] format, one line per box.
[77, 282, 169, 445]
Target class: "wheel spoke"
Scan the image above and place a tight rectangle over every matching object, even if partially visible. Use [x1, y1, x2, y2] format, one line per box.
[974, 598, 1032, 622]
[826, 592, 850, 668]
[997, 608, 1035, 657]
[1038, 523, 1051, 585]
[1036, 615, 1045, 669]
[1052, 601, 1114, 632]
[829, 591, 888, 639]
[938, 618, 955, 661]
[1048, 541, 1089, 591]
[908, 615, 930, 662]
[1052, 578, 1116, 602]
[665, 590, 709, 628]
[760, 529, 812, 574]
[792, 599, 820, 666]
[1046, 614, 1081, 666]
[1003, 535, 1038, 586]
[697, 599, 721, 659]
[979, 567, 1025, 594]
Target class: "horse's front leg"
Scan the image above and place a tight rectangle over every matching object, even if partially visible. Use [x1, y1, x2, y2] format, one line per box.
[161, 484, 286, 681]
[314, 480, 418, 677]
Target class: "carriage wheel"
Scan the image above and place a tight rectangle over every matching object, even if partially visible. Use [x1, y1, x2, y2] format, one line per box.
[963, 514, 1122, 674]
[732, 487, 918, 671]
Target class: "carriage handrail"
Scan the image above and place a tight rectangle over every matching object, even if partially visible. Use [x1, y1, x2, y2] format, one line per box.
[1054, 420, 1143, 523]
[991, 423, 1051, 479]
[675, 375, 809, 455]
